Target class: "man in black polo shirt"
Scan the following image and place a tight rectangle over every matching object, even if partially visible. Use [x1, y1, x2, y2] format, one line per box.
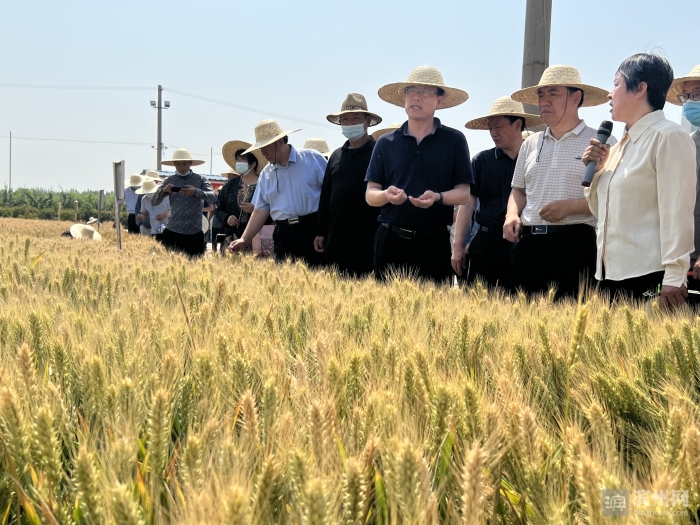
[453, 97, 543, 288]
[366, 66, 473, 283]
[314, 94, 382, 277]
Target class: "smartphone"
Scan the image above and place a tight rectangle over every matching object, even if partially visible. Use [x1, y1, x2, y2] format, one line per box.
[171, 187, 181, 193]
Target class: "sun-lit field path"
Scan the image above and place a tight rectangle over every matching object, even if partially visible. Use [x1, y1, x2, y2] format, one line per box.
[0, 218, 698, 524]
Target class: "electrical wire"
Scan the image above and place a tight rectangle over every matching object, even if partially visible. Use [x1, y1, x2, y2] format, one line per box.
[0, 84, 151, 91]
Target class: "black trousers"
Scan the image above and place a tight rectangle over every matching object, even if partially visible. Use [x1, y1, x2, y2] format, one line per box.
[374, 224, 452, 284]
[273, 215, 323, 267]
[511, 225, 596, 300]
[127, 213, 140, 234]
[599, 271, 665, 302]
[325, 226, 377, 278]
[161, 228, 205, 258]
[467, 229, 514, 289]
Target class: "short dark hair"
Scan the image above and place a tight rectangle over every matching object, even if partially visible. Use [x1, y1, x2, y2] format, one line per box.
[566, 87, 585, 108]
[282, 136, 289, 144]
[616, 53, 673, 111]
[504, 116, 526, 130]
[234, 149, 259, 171]
[436, 87, 445, 97]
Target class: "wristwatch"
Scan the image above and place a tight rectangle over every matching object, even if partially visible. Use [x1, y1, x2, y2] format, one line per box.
[437, 192, 444, 205]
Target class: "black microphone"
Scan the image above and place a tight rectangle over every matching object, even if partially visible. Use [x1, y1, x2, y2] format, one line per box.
[581, 120, 614, 187]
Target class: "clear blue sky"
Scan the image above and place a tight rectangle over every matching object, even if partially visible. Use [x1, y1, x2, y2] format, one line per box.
[1, 0, 696, 191]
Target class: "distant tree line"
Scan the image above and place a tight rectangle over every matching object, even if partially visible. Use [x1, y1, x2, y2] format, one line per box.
[0, 187, 128, 223]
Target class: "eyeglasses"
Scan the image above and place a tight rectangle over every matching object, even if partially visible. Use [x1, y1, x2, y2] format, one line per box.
[404, 86, 438, 96]
[678, 92, 700, 103]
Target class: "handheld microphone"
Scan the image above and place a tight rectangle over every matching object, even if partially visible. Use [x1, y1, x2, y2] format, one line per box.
[581, 120, 614, 187]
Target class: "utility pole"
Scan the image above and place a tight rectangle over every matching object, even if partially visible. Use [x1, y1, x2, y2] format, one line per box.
[8, 131, 11, 205]
[151, 86, 170, 170]
[522, 0, 552, 117]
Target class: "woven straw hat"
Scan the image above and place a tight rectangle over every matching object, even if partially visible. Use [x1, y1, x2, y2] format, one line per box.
[144, 170, 160, 180]
[303, 138, 331, 158]
[125, 174, 144, 188]
[465, 97, 543, 130]
[511, 65, 609, 107]
[69, 224, 102, 241]
[86, 217, 99, 225]
[378, 66, 469, 109]
[162, 148, 205, 166]
[667, 64, 700, 106]
[371, 122, 402, 140]
[326, 93, 382, 126]
[222, 140, 268, 175]
[135, 178, 161, 195]
[243, 120, 301, 154]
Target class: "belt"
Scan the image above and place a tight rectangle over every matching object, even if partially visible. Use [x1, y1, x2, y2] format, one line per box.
[382, 223, 445, 240]
[477, 223, 502, 235]
[275, 212, 317, 226]
[523, 224, 593, 235]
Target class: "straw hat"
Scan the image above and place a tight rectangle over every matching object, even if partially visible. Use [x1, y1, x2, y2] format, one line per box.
[303, 138, 332, 158]
[511, 65, 609, 107]
[135, 178, 161, 195]
[667, 64, 700, 105]
[326, 93, 382, 126]
[69, 224, 102, 241]
[371, 122, 402, 140]
[378, 66, 469, 109]
[144, 170, 160, 180]
[222, 140, 268, 175]
[243, 120, 301, 154]
[162, 148, 205, 166]
[125, 174, 143, 188]
[465, 97, 544, 130]
[86, 217, 99, 225]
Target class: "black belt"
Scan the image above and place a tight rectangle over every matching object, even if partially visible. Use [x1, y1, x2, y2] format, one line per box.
[523, 224, 593, 235]
[382, 223, 445, 240]
[477, 223, 502, 235]
[275, 212, 317, 226]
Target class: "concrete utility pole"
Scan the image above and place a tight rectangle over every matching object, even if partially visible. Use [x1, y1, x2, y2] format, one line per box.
[151, 86, 170, 170]
[522, 0, 552, 115]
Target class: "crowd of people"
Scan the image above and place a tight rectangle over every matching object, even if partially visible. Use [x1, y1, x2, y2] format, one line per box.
[117, 53, 700, 309]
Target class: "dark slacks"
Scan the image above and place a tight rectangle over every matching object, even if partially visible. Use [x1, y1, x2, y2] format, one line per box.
[467, 229, 514, 289]
[161, 228, 205, 258]
[325, 226, 377, 278]
[599, 271, 665, 302]
[374, 224, 452, 284]
[511, 224, 596, 300]
[127, 214, 140, 234]
[273, 215, 323, 267]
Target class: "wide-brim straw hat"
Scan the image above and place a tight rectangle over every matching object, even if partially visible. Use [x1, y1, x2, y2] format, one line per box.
[125, 174, 143, 187]
[69, 224, 102, 241]
[667, 64, 700, 105]
[86, 217, 99, 225]
[378, 66, 469, 109]
[371, 122, 402, 140]
[243, 120, 301, 154]
[326, 93, 382, 126]
[465, 97, 544, 130]
[303, 138, 331, 158]
[144, 170, 160, 180]
[222, 140, 268, 175]
[162, 148, 205, 166]
[135, 179, 161, 195]
[511, 65, 609, 107]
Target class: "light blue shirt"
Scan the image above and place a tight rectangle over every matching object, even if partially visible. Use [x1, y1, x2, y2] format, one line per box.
[252, 146, 327, 221]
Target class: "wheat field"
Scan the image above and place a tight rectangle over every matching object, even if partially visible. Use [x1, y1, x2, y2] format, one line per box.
[0, 218, 699, 525]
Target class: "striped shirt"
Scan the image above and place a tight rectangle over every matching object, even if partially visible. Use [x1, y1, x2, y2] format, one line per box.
[512, 120, 617, 226]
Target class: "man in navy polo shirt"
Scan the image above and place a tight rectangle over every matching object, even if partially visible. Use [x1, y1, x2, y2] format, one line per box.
[366, 66, 473, 283]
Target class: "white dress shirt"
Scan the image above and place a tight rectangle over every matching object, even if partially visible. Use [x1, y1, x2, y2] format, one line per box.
[585, 110, 697, 287]
[512, 120, 617, 226]
[124, 187, 139, 214]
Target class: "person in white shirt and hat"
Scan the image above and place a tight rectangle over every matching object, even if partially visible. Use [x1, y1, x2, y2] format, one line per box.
[228, 120, 328, 266]
[504, 65, 617, 299]
[583, 53, 696, 308]
[124, 174, 143, 234]
[136, 177, 171, 242]
[151, 149, 217, 257]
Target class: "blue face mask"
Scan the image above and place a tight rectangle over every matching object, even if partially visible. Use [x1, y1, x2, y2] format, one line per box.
[683, 100, 700, 127]
[341, 123, 366, 141]
[236, 162, 250, 175]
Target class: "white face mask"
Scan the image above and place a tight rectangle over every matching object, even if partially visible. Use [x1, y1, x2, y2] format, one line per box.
[177, 169, 189, 176]
[236, 162, 250, 175]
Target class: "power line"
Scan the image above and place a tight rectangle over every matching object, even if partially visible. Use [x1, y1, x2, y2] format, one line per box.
[164, 88, 336, 130]
[0, 135, 153, 146]
[0, 84, 151, 91]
